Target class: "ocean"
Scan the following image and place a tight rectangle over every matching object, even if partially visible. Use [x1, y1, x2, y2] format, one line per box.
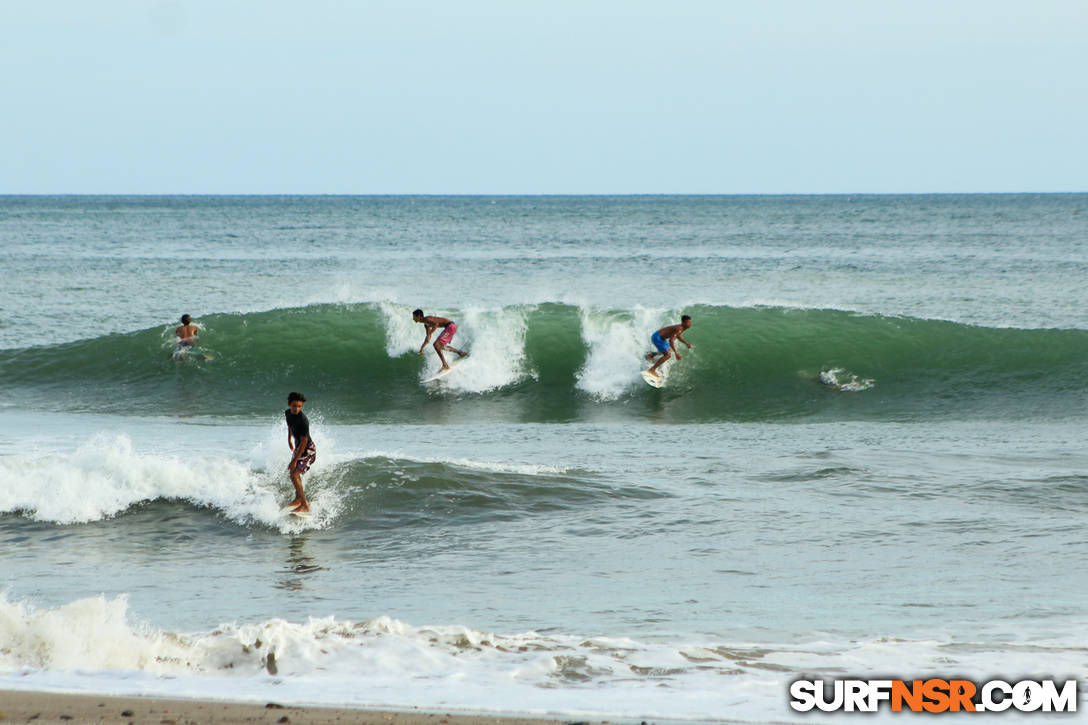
[1, 195, 1086, 722]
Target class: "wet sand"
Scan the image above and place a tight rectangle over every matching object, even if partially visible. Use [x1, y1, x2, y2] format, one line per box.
[0, 691, 601, 725]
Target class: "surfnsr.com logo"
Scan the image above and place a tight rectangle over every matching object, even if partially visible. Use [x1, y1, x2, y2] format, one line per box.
[789, 679, 1078, 713]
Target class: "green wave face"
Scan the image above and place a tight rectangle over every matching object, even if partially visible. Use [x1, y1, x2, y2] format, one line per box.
[3, 303, 1086, 423]
[326, 456, 657, 532]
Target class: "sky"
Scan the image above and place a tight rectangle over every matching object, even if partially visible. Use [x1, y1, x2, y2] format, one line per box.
[2, 0, 1086, 194]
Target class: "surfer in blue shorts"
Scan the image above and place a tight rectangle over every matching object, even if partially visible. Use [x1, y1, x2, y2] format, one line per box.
[285, 392, 315, 513]
[646, 315, 694, 378]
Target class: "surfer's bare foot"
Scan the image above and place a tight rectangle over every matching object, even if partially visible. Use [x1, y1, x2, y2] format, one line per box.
[648, 369, 662, 378]
[291, 503, 309, 513]
[440, 365, 450, 372]
[458, 350, 469, 358]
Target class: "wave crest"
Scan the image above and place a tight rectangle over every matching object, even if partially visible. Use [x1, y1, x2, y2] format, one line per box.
[2, 303, 1085, 422]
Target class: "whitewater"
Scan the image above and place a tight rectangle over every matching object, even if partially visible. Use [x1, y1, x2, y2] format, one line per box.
[1, 195, 1086, 722]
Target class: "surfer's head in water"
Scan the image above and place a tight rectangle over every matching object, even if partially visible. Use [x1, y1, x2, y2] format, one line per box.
[175, 314, 199, 346]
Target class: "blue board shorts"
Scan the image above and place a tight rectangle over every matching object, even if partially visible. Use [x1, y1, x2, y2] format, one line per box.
[651, 332, 670, 353]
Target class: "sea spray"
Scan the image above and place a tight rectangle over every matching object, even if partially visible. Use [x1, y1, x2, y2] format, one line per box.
[576, 307, 671, 400]
[379, 301, 420, 358]
[3, 592, 1084, 721]
[0, 432, 340, 531]
[425, 306, 532, 393]
[382, 303, 531, 391]
[0, 595, 190, 673]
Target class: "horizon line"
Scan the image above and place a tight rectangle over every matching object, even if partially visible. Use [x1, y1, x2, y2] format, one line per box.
[1, 190, 1086, 198]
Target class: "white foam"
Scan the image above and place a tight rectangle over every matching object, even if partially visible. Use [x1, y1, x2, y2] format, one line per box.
[0, 432, 339, 533]
[381, 303, 531, 393]
[576, 307, 669, 400]
[0, 595, 189, 673]
[438, 307, 530, 394]
[2, 594, 1083, 722]
[380, 301, 421, 358]
[819, 367, 876, 392]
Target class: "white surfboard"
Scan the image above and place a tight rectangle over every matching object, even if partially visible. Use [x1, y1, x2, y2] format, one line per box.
[421, 357, 466, 383]
[281, 506, 312, 519]
[172, 344, 213, 362]
[641, 358, 671, 388]
[641, 369, 667, 388]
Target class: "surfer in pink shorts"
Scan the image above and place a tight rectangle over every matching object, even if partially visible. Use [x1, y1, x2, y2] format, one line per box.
[413, 309, 469, 371]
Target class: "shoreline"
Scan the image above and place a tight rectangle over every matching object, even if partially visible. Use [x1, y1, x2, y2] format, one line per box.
[0, 690, 601, 725]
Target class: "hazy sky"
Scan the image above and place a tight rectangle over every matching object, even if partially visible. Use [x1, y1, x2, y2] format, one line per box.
[3, 1, 1086, 194]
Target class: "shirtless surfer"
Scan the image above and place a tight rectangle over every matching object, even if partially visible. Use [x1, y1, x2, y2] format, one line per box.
[284, 392, 315, 513]
[645, 315, 694, 378]
[175, 314, 199, 346]
[413, 309, 469, 371]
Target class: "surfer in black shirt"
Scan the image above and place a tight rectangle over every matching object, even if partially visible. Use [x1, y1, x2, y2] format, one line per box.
[285, 392, 315, 513]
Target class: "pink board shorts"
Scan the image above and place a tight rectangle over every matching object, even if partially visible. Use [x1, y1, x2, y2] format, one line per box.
[437, 322, 457, 345]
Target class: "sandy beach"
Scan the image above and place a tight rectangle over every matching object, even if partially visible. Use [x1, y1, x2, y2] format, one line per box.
[0, 691, 597, 725]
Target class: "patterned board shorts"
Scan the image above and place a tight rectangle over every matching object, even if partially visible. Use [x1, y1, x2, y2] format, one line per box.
[437, 321, 457, 345]
[293, 440, 317, 474]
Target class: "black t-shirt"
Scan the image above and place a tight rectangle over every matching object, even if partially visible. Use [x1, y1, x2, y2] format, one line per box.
[285, 410, 314, 449]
